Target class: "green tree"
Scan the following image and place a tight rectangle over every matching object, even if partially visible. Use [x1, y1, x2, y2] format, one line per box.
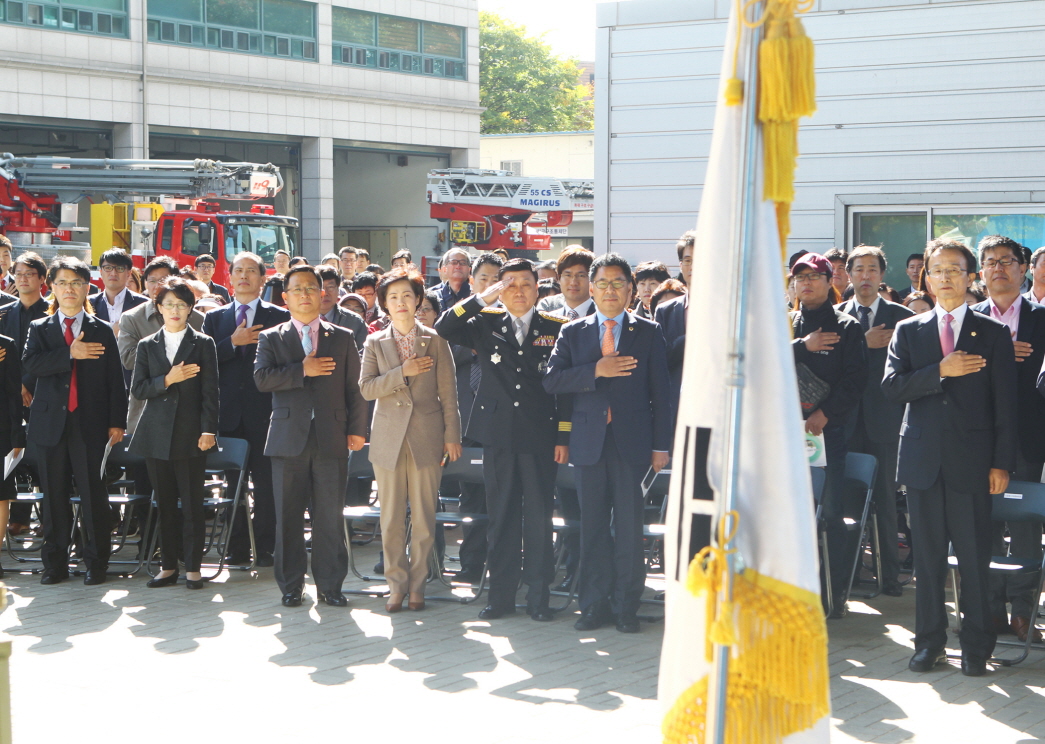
[479, 12, 594, 134]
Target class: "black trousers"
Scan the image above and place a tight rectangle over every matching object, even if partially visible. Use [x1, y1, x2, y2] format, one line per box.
[847, 422, 902, 586]
[575, 426, 646, 616]
[908, 476, 995, 659]
[37, 410, 110, 571]
[821, 424, 852, 595]
[989, 454, 1044, 620]
[556, 486, 581, 577]
[272, 425, 348, 595]
[147, 455, 207, 573]
[482, 447, 555, 611]
[457, 480, 488, 571]
[222, 420, 276, 557]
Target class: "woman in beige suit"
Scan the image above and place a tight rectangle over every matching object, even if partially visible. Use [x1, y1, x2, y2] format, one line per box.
[359, 268, 462, 613]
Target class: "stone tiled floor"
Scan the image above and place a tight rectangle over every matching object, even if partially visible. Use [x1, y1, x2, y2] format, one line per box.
[0, 537, 1042, 743]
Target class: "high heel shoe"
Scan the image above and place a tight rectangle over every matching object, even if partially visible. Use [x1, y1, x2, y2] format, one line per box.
[408, 593, 425, 611]
[147, 572, 179, 588]
[385, 592, 406, 613]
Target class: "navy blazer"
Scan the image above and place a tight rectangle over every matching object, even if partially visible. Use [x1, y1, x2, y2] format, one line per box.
[837, 298, 914, 445]
[202, 299, 290, 433]
[972, 297, 1045, 464]
[653, 295, 687, 422]
[22, 313, 127, 448]
[882, 308, 1017, 493]
[0, 297, 50, 392]
[543, 312, 672, 468]
[92, 290, 148, 325]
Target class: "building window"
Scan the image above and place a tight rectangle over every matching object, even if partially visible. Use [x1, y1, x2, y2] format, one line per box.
[148, 0, 315, 60]
[331, 7, 465, 80]
[2, 0, 127, 36]
[500, 160, 522, 176]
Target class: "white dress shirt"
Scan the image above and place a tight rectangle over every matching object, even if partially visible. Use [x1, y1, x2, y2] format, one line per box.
[101, 288, 129, 323]
[163, 327, 187, 364]
[556, 297, 594, 321]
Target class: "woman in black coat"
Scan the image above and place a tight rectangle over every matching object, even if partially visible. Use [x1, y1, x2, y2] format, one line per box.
[129, 277, 218, 590]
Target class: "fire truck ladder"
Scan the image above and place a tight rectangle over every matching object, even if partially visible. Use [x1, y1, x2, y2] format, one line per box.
[0, 155, 283, 203]
[427, 168, 594, 210]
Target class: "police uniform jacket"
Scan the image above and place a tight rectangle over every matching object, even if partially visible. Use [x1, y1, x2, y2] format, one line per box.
[435, 294, 570, 454]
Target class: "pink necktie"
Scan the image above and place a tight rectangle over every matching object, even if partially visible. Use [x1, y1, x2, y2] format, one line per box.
[940, 314, 954, 357]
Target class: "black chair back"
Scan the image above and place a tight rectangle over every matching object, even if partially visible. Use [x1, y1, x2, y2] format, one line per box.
[992, 481, 1045, 523]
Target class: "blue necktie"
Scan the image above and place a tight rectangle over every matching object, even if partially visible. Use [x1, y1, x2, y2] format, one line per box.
[301, 326, 313, 355]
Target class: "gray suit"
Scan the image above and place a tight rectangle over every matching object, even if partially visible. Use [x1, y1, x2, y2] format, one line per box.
[118, 300, 204, 436]
[359, 323, 461, 594]
[323, 305, 368, 353]
[254, 319, 368, 596]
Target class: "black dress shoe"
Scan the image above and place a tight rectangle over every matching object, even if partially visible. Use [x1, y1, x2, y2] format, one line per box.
[84, 569, 106, 586]
[554, 574, 575, 593]
[574, 603, 612, 632]
[961, 655, 987, 677]
[528, 607, 555, 622]
[453, 567, 483, 584]
[281, 591, 303, 607]
[616, 613, 641, 633]
[908, 647, 946, 672]
[40, 569, 68, 585]
[478, 605, 515, 620]
[185, 578, 205, 590]
[881, 582, 903, 597]
[146, 573, 179, 588]
[320, 591, 349, 607]
[829, 595, 848, 619]
[225, 553, 251, 566]
[255, 552, 274, 568]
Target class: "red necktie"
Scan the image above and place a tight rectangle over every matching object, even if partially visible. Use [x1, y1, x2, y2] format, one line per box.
[64, 317, 78, 413]
[602, 319, 617, 424]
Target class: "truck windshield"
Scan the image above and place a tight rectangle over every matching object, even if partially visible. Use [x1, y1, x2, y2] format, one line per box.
[223, 222, 297, 265]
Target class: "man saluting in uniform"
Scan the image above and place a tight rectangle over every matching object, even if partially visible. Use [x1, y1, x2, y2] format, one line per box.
[436, 258, 571, 622]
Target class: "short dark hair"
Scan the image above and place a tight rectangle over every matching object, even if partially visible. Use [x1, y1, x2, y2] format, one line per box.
[471, 252, 504, 276]
[422, 290, 442, 316]
[376, 268, 425, 313]
[365, 263, 384, 275]
[317, 265, 341, 286]
[967, 280, 987, 303]
[651, 279, 687, 314]
[338, 246, 357, 258]
[903, 290, 934, 310]
[537, 277, 561, 298]
[906, 253, 924, 267]
[355, 248, 370, 259]
[1031, 247, 1045, 269]
[589, 253, 633, 284]
[824, 248, 848, 265]
[284, 265, 321, 290]
[154, 276, 197, 310]
[274, 249, 290, 259]
[676, 230, 696, 261]
[977, 234, 1025, 265]
[556, 246, 594, 277]
[787, 250, 809, 271]
[179, 267, 199, 281]
[321, 253, 340, 265]
[878, 283, 901, 303]
[194, 253, 216, 267]
[846, 245, 887, 274]
[352, 271, 378, 292]
[288, 256, 308, 268]
[925, 238, 977, 274]
[47, 255, 92, 285]
[99, 248, 133, 270]
[391, 250, 413, 264]
[634, 261, 670, 284]
[498, 258, 538, 282]
[231, 251, 265, 274]
[13, 251, 47, 279]
[143, 256, 180, 282]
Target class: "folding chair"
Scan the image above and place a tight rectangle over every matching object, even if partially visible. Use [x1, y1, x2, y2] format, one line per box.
[810, 466, 833, 617]
[841, 452, 880, 603]
[549, 462, 582, 610]
[4, 487, 45, 568]
[949, 483, 1045, 666]
[429, 447, 490, 604]
[640, 463, 672, 613]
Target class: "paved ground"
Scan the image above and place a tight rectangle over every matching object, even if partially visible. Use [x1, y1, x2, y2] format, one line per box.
[0, 533, 1042, 743]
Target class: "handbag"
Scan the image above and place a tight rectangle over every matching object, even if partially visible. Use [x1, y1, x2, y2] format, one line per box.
[796, 362, 830, 418]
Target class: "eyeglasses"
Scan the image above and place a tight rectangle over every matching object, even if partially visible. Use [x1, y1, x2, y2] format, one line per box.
[286, 286, 319, 296]
[12, 271, 38, 279]
[927, 267, 968, 279]
[981, 257, 1021, 270]
[593, 279, 629, 290]
[679, 257, 693, 266]
[160, 302, 189, 311]
[445, 259, 470, 267]
[793, 272, 826, 284]
[53, 280, 86, 290]
[100, 265, 129, 274]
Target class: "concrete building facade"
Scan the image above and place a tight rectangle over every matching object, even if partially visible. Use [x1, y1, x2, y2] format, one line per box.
[596, 0, 1045, 288]
[0, 0, 481, 264]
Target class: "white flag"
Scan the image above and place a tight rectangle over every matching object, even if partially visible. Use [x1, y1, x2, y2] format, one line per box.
[658, 6, 830, 744]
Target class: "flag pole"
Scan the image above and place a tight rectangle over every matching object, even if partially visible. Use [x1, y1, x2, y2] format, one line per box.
[706, 7, 765, 744]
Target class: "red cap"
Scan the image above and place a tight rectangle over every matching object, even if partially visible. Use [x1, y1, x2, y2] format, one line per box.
[790, 253, 833, 279]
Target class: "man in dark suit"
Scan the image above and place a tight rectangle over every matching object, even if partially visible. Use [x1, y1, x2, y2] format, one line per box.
[544, 253, 672, 633]
[93, 249, 149, 387]
[839, 246, 914, 598]
[22, 257, 128, 586]
[654, 293, 687, 428]
[436, 258, 571, 621]
[317, 265, 367, 352]
[432, 248, 473, 310]
[254, 265, 368, 608]
[897, 253, 925, 302]
[972, 235, 1045, 644]
[883, 238, 1017, 677]
[202, 252, 290, 567]
[193, 254, 232, 304]
[1023, 247, 1045, 305]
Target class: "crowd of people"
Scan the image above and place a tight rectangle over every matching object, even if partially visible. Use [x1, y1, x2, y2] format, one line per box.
[0, 234, 693, 636]
[790, 235, 1044, 678]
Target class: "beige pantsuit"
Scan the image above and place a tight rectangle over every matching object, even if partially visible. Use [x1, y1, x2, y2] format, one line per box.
[359, 322, 461, 596]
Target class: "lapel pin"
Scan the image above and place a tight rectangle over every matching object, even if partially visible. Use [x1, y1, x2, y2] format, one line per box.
[628, 326, 634, 331]
[491, 352, 501, 364]
[501, 326, 508, 333]
[421, 341, 427, 347]
[971, 331, 977, 337]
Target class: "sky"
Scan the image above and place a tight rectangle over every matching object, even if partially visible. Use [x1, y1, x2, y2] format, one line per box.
[479, 0, 600, 61]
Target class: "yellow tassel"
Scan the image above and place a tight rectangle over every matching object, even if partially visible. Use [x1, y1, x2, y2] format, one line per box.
[724, 77, 744, 106]
[762, 120, 797, 204]
[757, 15, 791, 122]
[776, 202, 791, 256]
[786, 16, 816, 118]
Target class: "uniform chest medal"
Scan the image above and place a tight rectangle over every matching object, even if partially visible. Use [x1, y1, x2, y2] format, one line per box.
[491, 352, 501, 365]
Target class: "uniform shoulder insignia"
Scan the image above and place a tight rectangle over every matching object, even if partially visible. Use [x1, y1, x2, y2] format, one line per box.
[480, 306, 507, 314]
[539, 312, 567, 323]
